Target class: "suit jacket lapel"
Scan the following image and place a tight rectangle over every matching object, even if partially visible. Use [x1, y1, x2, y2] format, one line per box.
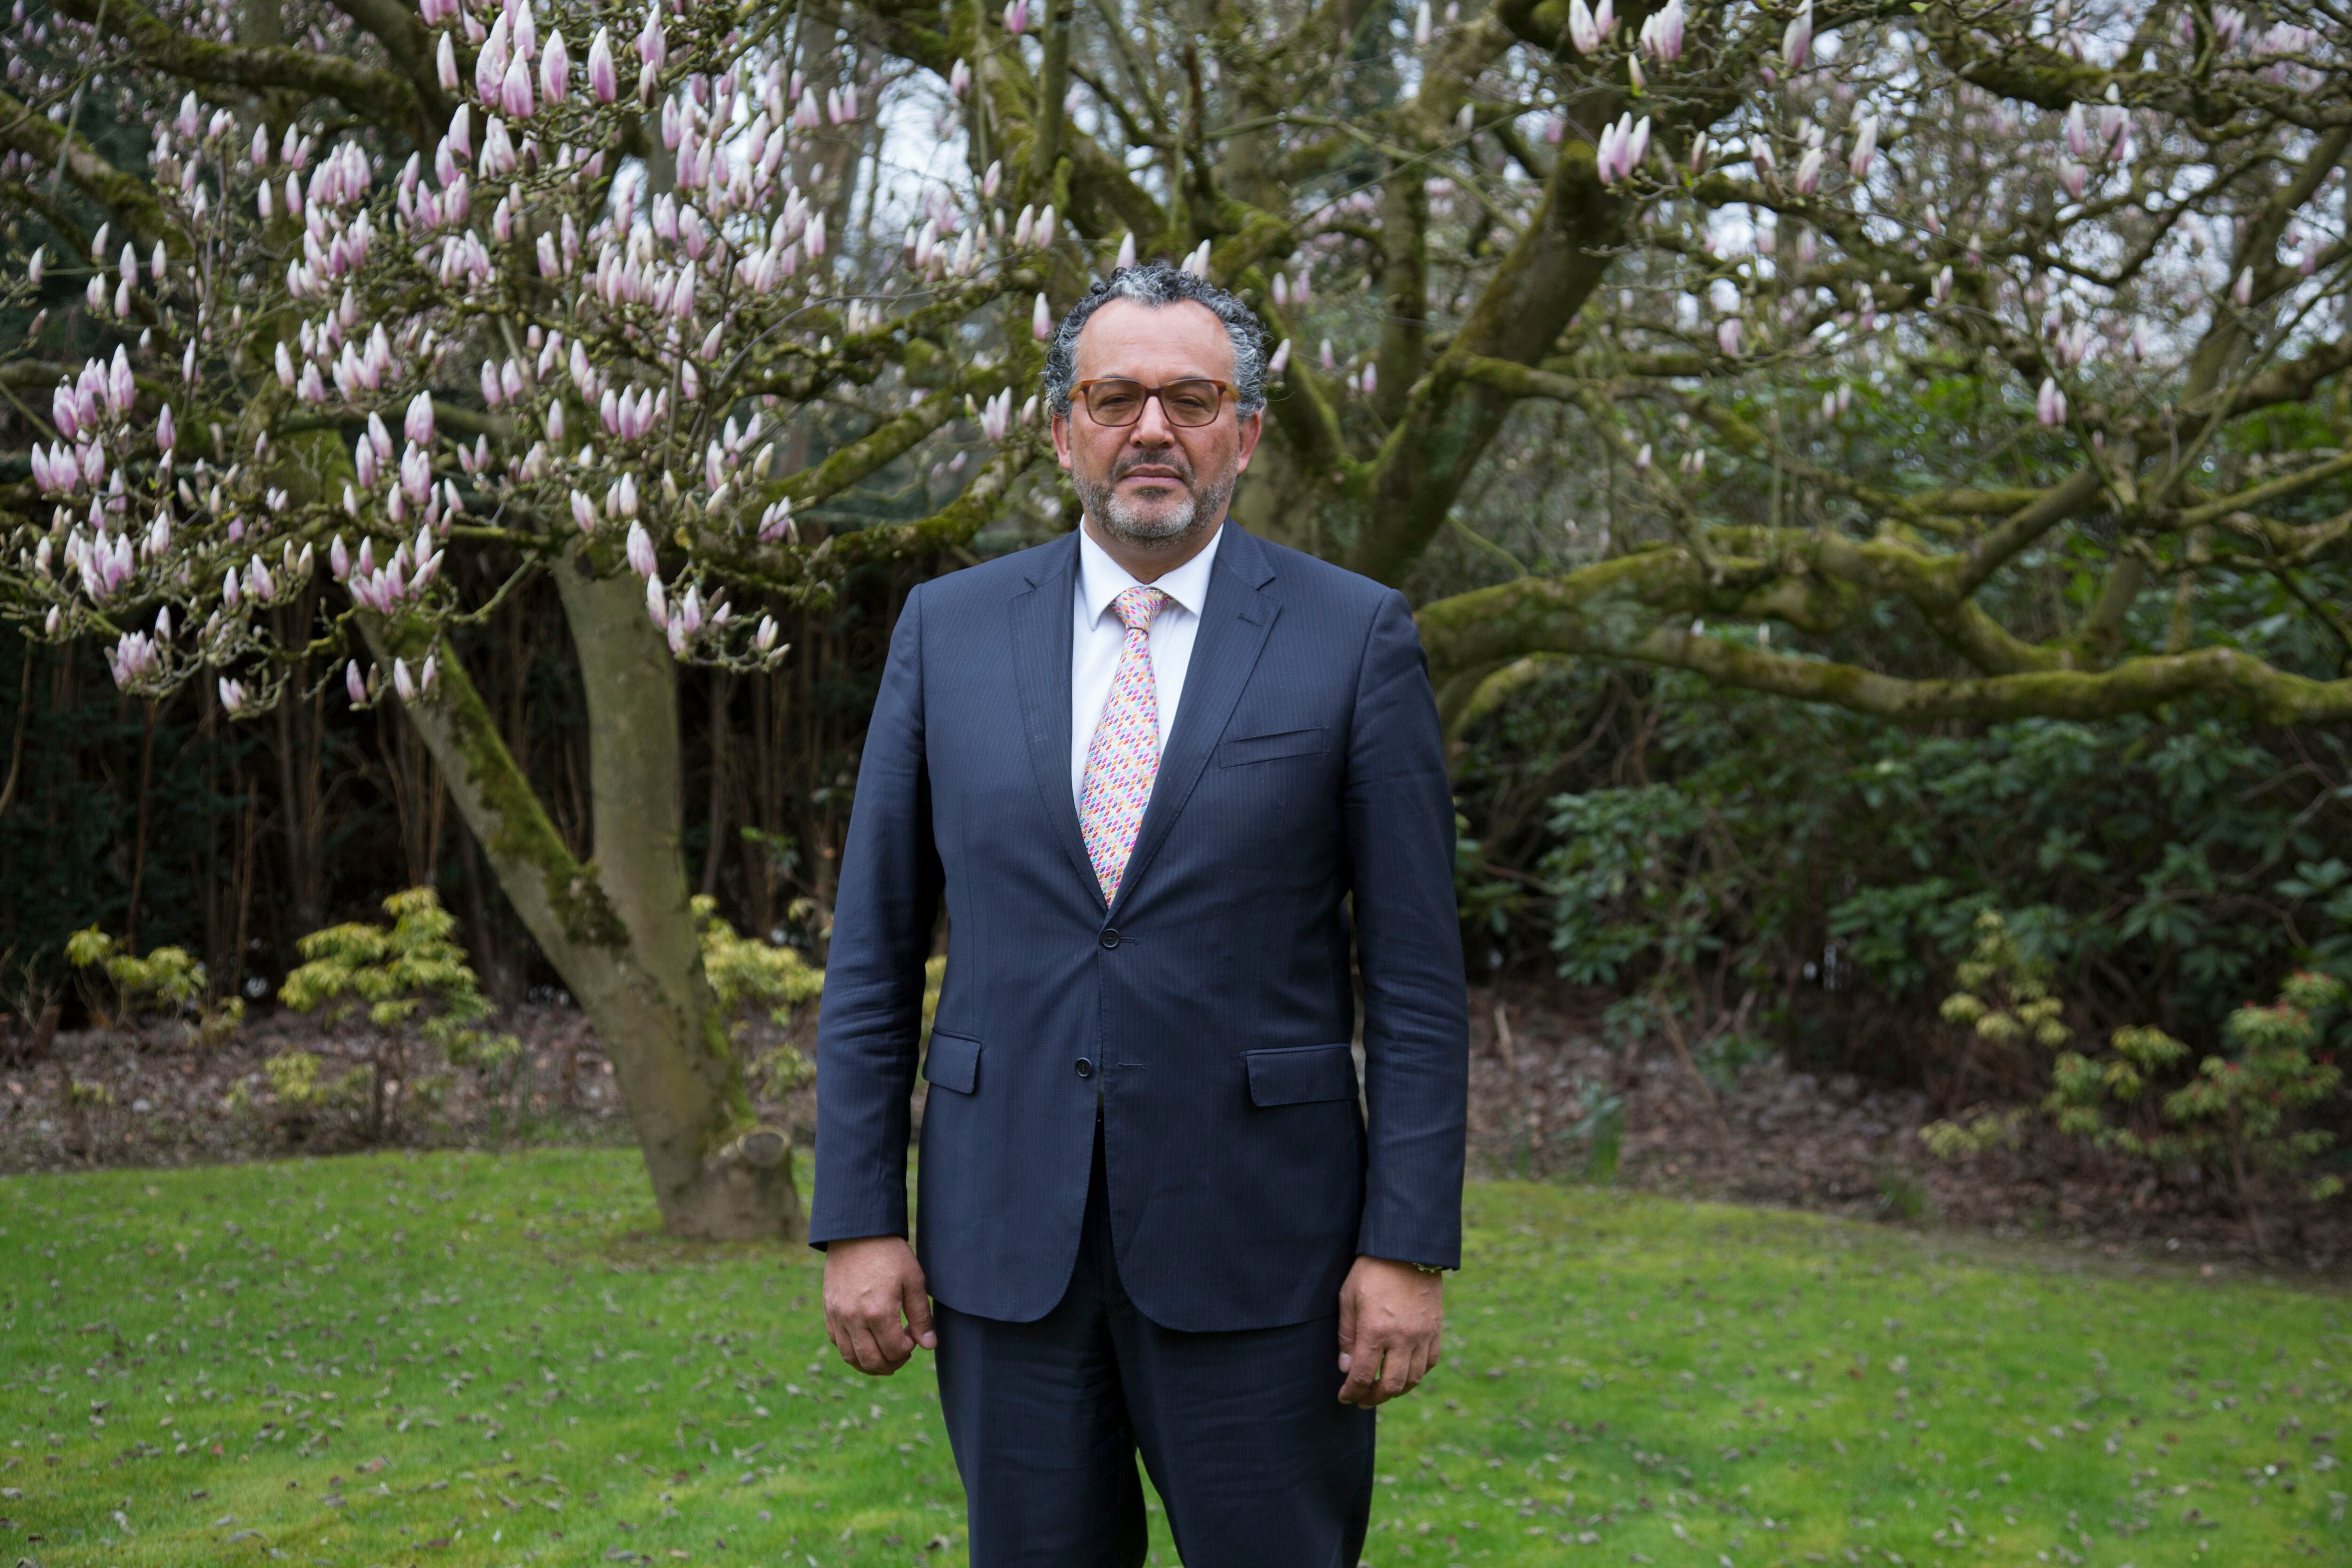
[1108, 525, 1280, 923]
[1008, 533, 1103, 909]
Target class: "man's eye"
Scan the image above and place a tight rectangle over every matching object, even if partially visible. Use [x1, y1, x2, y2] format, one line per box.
[1093, 391, 1141, 418]
[1168, 392, 1217, 419]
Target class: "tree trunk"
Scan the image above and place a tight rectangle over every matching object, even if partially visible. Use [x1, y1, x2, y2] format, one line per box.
[363, 555, 802, 1241]
[271, 620, 329, 938]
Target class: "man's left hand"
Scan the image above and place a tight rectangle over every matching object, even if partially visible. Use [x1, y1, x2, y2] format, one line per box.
[1336, 1256, 1444, 1407]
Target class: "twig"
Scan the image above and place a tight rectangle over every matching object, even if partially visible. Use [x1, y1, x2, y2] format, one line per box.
[47, 0, 111, 199]
[1650, 992, 1728, 1143]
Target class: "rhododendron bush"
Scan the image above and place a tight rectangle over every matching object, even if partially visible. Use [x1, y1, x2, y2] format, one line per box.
[5, 0, 2352, 1234]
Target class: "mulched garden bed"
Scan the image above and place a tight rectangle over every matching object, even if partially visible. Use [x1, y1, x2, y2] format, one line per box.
[6, 980, 2345, 1275]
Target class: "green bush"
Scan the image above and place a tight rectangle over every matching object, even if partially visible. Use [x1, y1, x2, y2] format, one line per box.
[63, 926, 244, 1046]
[687, 894, 943, 1098]
[692, 894, 825, 1097]
[1465, 661, 2352, 1077]
[1924, 911, 2343, 1235]
[265, 888, 519, 1143]
[2043, 971, 2344, 1220]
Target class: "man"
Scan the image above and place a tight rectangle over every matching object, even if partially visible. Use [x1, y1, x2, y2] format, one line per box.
[811, 260, 1468, 1568]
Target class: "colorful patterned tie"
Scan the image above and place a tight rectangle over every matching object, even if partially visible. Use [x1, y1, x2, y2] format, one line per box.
[1078, 585, 1171, 903]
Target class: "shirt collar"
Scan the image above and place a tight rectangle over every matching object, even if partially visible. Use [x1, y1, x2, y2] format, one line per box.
[1077, 520, 1224, 626]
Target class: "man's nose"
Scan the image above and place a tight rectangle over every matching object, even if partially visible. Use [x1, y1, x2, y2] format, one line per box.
[1127, 392, 1178, 446]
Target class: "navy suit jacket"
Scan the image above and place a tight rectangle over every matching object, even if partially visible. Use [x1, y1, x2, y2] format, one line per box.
[810, 522, 1468, 1332]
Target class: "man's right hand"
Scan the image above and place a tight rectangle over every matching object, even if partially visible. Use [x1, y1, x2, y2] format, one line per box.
[822, 1235, 937, 1375]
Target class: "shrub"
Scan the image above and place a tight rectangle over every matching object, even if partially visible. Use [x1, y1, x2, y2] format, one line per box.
[1931, 911, 2344, 1240]
[687, 895, 943, 1099]
[270, 888, 518, 1143]
[692, 895, 823, 1097]
[2043, 973, 2344, 1233]
[64, 927, 244, 1046]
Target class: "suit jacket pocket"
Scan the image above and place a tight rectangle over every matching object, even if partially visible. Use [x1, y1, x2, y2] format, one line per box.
[923, 1033, 982, 1095]
[1217, 726, 1330, 767]
[1244, 1043, 1359, 1106]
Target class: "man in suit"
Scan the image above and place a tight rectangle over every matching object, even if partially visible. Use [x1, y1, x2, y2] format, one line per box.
[811, 260, 1468, 1568]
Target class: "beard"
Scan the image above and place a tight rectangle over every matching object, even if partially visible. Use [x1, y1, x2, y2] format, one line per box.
[1077, 448, 1237, 548]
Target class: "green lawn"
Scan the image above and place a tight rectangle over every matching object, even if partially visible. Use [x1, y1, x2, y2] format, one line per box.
[1, 1149, 2344, 1567]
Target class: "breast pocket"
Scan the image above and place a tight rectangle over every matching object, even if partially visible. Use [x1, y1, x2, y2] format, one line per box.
[1216, 726, 1330, 768]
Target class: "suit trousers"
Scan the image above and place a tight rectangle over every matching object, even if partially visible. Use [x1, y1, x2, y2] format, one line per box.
[934, 1120, 1376, 1568]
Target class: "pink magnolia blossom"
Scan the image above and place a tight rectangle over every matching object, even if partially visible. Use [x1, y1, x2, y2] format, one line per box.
[1793, 146, 1824, 195]
[1782, 0, 1813, 71]
[541, 29, 570, 103]
[588, 27, 618, 101]
[1565, 0, 1597, 54]
[476, 13, 511, 101]
[502, 55, 537, 118]
[2036, 376, 2066, 426]
[1848, 115, 1877, 179]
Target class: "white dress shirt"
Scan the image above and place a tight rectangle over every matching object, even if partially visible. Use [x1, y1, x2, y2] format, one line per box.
[1070, 523, 1225, 804]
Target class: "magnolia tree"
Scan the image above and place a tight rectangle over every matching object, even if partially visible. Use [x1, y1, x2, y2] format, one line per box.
[1348, 0, 2352, 725]
[0, 0, 1066, 1239]
[862, 0, 2343, 723]
[7, 0, 2352, 1234]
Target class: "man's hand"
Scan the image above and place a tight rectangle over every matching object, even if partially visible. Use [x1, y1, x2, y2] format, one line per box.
[823, 1236, 937, 1375]
[1336, 1256, 1444, 1407]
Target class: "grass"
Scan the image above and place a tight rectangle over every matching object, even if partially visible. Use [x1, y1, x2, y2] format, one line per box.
[1, 1149, 2345, 1568]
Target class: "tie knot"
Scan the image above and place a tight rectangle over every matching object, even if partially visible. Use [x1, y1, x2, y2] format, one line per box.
[1112, 585, 1168, 634]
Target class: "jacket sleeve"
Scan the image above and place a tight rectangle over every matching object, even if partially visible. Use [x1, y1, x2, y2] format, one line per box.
[809, 583, 944, 1248]
[1343, 588, 1469, 1269]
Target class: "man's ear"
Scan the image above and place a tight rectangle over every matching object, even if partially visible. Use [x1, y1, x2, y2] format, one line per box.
[1051, 412, 1075, 472]
[1234, 409, 1263, 474]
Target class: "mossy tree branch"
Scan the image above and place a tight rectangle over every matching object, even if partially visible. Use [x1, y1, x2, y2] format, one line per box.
[49, 0, 431, 140]
[1417, 557, 2352, 725]
[0, 88, 188, 252]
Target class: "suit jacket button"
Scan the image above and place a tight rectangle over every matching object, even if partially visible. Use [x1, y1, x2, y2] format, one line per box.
[1074, 1059, 1095, 1079]
[1099, 928, 1120, 948]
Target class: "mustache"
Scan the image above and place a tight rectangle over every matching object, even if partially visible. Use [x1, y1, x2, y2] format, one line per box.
[1112, 452, 1194, 485]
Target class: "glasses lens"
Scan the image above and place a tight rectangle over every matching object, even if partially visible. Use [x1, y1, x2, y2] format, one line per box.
[1161, 381, 1224, 426]
[1085, 381, 1147, 424]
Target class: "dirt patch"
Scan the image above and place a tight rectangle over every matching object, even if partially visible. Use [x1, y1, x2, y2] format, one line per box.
[0, 1003, 818, 1173]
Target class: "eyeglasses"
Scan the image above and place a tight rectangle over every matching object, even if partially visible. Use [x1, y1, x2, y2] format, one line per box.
[1070, 378, 1235, 428]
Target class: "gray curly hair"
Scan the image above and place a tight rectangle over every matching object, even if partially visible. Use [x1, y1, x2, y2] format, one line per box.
[1041, 260, 1270, 420]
